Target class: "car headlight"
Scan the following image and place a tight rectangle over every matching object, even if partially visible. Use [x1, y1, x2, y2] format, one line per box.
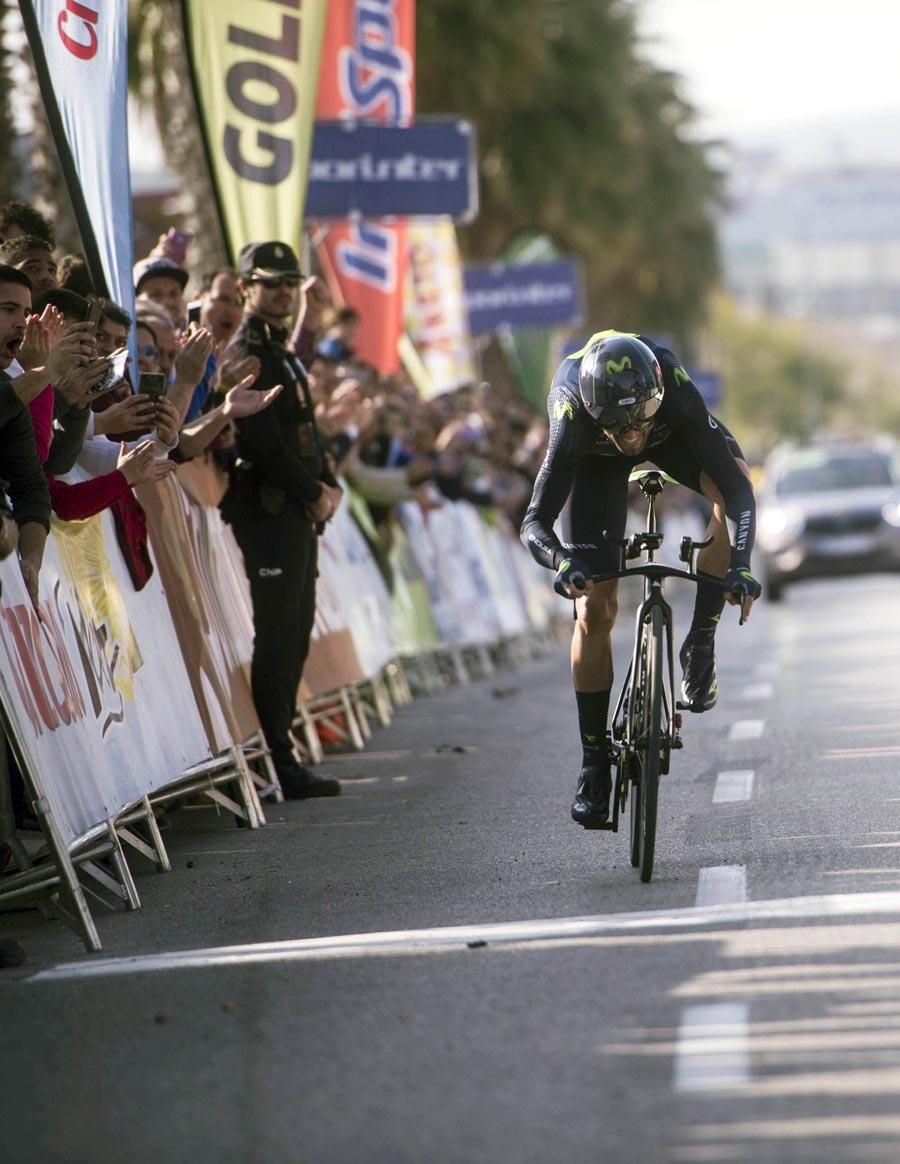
[758, 505, 804, 550]
[882, 502, 900, 527]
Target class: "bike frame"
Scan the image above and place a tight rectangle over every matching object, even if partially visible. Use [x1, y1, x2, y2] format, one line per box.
[591, 471, 707, 834]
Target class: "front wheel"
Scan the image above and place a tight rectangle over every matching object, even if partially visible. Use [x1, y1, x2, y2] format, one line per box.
[633, 605, 664, 882]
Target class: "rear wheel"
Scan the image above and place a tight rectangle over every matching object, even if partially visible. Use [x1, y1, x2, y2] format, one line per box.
[633, 606, 664, 883]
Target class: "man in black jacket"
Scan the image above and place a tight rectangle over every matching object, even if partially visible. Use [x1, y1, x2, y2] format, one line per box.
[0, 265, 50, 605]
[221, 241, 343, 800]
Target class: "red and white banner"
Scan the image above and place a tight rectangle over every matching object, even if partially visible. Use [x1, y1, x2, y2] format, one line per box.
[314, 0, 415, 374]
[0, 506, 209, 848]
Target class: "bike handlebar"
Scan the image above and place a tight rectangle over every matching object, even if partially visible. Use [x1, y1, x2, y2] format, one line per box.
[589, 563, 703, 586]
[586, 563, 750, 624]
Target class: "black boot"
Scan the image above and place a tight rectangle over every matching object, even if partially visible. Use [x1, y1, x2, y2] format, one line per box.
[571, 758, 612, 828]
[679, 631, 718, 712]
[276, 759, 341, 800]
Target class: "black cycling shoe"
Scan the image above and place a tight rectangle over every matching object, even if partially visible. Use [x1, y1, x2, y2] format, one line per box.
[571, 761, 612, 828]
[679, 634, 718, 712]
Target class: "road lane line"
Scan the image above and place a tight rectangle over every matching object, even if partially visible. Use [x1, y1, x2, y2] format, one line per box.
[740, 684, 773, 701]
[713, 770, 754, 804]
[728, 720, 765, 741]
[31, 890, 900, 983]
[673, 1003, 750, 1091]
[695, 865, 747, 907]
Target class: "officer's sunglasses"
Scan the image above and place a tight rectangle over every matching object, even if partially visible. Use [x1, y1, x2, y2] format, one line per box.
[250, 275, 301, 289]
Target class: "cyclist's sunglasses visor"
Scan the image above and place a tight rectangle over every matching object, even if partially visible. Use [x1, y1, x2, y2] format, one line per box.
[588, 394, 663, 433]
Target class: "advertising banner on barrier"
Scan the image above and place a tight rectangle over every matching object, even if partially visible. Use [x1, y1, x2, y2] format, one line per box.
[307, 119, 477, 220]
[181, 0, 329, 259]
[464, 259, 585, 334]
[313, 0, 415, 374]
[0, 509, 211, 849]
[139, 475, 258, 753]
[405, 218, 476, 394]
[18, 0, 134, 311]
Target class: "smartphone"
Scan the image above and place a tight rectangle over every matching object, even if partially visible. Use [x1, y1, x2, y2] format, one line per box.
[84, 298, 104, 333]
[139, 371, 167, 403]
[166, 227, 193, 250]
[186, 299, 202, 328]
[87, 347, 130, 397]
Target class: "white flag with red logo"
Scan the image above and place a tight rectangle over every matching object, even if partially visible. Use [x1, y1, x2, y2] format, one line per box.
[19, 0, 135, 315]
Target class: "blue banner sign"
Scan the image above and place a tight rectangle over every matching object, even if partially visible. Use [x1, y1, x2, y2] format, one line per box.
[306, 119, 478, 221]
[464, 259, 584, 334]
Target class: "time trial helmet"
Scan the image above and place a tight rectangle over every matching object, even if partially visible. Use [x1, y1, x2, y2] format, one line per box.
[578, 334, 664, 432]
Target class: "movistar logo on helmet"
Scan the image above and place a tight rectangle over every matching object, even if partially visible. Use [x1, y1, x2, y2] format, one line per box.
[606, 356, 632, 375]
[552, 400, 574, 422]
[674, 366, 689, 385]
[559, 559, 571, 571]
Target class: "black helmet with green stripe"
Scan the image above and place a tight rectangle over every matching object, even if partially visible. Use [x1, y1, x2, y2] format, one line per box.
[577, 332, 664, 432]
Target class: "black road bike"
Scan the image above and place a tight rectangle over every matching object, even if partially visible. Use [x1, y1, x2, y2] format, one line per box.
[589, 470, 713, 883]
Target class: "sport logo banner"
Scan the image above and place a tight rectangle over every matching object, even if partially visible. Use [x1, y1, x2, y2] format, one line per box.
[181, 0, 329, 261]
[313, 0, 415, 374]
[18, 0, 135, 314]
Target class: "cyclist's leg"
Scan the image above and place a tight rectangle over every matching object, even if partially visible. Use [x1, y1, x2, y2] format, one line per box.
[561, 455, 631, 823]
[652, 426, 753, 709]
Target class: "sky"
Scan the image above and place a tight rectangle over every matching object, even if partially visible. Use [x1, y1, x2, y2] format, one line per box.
[634, 0, 900, 143]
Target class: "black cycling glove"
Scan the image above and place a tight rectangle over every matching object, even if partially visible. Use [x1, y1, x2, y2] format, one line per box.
[553, 555, 592, 598]
[721, 565, 762, 601]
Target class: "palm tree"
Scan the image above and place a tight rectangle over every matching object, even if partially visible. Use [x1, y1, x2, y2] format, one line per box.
[128, 0, 229, 272]
[1, 2, 80, 249]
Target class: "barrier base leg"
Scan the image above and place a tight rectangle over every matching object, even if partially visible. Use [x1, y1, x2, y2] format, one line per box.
[116, 797, 171, 873]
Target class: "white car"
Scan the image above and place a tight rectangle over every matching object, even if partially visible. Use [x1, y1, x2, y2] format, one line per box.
[756, 438, 900, 601]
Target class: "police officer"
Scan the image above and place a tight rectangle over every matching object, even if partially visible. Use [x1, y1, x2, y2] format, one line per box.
[220, 241, 343, 799]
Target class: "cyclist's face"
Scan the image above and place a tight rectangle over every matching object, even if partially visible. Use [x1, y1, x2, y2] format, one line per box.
[605, 422, 651, 455]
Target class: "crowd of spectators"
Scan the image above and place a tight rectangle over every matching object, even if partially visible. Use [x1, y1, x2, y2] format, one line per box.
[0, 199, 556, 964]
[0, 201, 551, 613]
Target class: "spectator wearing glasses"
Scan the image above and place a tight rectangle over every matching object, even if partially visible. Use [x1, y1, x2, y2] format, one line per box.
[219, 240, 343, 801]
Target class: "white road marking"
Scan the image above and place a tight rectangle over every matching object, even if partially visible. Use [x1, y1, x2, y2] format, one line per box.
[31, 891, 900, 983]
[673, 1003, 750, 1091]
[825, 747, 900, 759]
[740, 684, 773, 701]
[323, 751, 411, 763]
[695, 865, 747, 907]
[713, 770, 754, 804]
[728, 720, 765, 741]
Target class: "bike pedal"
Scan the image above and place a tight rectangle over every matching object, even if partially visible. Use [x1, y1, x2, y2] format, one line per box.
[672, 734, 683, 750]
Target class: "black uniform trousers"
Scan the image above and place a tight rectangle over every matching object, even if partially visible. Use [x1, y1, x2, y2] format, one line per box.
[227, 493, 318, 767]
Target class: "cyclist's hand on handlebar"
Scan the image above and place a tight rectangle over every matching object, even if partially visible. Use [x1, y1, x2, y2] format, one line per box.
[553, 555, 593, 598]
[722, 565, 761, 623]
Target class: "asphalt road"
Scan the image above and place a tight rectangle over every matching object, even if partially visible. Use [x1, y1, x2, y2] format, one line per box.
[5, 573, 900, 1163]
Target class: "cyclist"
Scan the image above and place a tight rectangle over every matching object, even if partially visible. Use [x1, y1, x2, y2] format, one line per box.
[520, 331, 761, 828]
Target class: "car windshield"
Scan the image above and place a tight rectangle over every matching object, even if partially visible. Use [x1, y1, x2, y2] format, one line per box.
[775, 451, 894, 497]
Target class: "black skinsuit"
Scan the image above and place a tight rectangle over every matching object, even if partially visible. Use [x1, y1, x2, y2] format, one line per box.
[219, 314, 337, 768]
[520, 333, 756, 576]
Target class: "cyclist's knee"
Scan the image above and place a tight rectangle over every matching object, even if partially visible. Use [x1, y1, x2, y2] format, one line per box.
[576, 583, 618, 637]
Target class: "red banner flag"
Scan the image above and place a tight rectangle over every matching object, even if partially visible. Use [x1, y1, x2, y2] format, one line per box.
[313, 0, 415, 374]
